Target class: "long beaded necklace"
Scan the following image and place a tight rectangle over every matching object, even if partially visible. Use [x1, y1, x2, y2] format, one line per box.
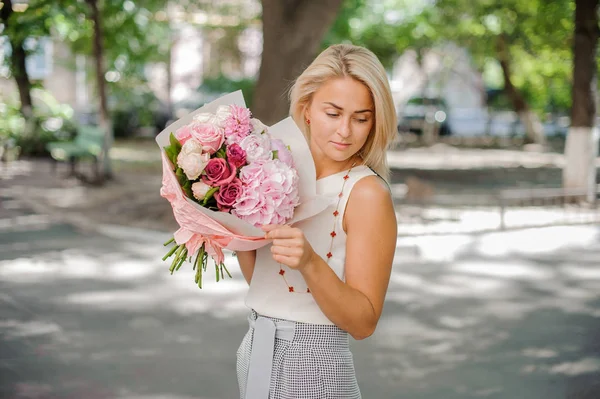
[279, 161, 358, 293]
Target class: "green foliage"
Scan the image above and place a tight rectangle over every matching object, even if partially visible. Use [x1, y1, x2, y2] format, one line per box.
[200, 74, 256, 108]
[427, 0, 575, 112]
[110, 87, 167, 137]
[164, 132, 182, 166]
[0, 89, 77, 156]
[174, 166, 194, 199]
[325, 0, 578, 114]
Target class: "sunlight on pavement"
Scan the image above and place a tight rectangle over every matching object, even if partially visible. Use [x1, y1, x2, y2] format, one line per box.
[396, 225, 600, 264]
[549, 358, 600, 376]
[0, 320, 62, 338]
[475, 225, 599, 256]
[397, 207, 600, 236]
[451, 261, 554, 280]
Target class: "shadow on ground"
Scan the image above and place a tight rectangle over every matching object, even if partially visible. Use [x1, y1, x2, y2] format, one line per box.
[1, 205, 599, 398]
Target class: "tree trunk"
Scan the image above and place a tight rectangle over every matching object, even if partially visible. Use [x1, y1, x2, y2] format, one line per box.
[496, 34, 546, 145]
[253, 0, 344, 124]
[86, 0, 112, 181]
[0, 0, 34, 121]
[563, 0, 599, 202]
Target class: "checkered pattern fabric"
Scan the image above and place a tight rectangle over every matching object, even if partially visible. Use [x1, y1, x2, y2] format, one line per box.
[237, 311, 362, 399]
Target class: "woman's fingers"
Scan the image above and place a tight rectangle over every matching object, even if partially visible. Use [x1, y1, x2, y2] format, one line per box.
[271, 245, 302, 257]
[264, 226, 299, 240]
[272, 254, 298, 268]
[260, 224, 280, 233]
[272, 238, 303, 247]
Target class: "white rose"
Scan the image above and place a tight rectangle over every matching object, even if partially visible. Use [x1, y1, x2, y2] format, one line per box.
[177, 150, 210, 180]
[192, 181, 212, 200]
[240, 133, 272, 162]
[180, 138, 204, 155]
[214, 105, 232, 127]
[193, 112, 219, 125]
[250, 118, 268, 135]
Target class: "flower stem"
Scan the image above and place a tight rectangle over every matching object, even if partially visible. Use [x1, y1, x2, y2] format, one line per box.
[162, 244, 178, 261]
[221, 263, 232, 279]
[169, 245, 184, 274]
[175, 248, 188, 271]
[163, 237, 175, 246]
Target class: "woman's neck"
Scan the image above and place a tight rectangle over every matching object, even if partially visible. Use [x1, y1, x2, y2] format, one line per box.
[314, 156, 361, 180]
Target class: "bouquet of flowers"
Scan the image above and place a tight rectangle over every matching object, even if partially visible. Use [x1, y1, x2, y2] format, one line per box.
[157, 91, 330, 288]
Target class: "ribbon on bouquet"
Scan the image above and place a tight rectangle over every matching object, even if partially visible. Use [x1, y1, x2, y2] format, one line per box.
[172, 227, 230, 266]
[160, 152, 268, 274]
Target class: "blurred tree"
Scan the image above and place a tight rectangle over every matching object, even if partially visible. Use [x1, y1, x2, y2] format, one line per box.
[429, 0, 577, 144]
[0, 0, 32, 118]
[252, 0, 344, 124]
[324, 0, 575, 143]
[53, 0, 170, 181]
[83, 0, 112, 181]
[0, 0, 58, 139]
[563, 0, 598, 200]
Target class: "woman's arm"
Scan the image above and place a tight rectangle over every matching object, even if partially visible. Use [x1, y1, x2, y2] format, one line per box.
[302, 176, 396, 339]
[235, 250, 257, 284]
[265, 176, 397, 340]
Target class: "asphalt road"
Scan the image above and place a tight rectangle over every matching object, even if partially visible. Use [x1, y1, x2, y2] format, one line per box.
[1, 194, 600, 399]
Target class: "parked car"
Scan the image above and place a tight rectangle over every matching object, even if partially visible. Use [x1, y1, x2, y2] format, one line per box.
[397, 96, 452, 136]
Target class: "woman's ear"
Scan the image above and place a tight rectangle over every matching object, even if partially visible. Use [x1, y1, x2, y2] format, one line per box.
[304, 108, 311, 123]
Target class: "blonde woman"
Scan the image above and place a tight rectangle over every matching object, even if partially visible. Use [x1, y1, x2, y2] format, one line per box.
[235, 44, 398, 399]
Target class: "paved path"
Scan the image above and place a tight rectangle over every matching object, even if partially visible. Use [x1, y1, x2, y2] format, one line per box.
[1, 191, 600, 398]
[1, 153, 600, 398]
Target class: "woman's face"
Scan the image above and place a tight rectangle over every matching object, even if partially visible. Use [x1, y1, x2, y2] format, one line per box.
[305, 76, 374, 168]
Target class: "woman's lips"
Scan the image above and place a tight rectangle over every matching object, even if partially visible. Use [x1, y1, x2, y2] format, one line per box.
[331, 141, 351, 150]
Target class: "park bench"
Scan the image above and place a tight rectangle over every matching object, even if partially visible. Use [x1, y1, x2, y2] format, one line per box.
[46, 125, 104, 179]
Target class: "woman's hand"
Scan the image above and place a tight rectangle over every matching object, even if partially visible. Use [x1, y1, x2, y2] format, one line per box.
[262, 225, 316, 271]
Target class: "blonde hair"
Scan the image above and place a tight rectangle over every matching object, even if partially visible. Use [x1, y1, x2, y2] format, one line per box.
[289, 44, 397, 182]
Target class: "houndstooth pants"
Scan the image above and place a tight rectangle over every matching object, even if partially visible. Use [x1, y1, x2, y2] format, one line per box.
[237, 310, 361, 399]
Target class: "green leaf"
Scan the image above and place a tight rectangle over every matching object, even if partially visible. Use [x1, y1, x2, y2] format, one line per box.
[165, 146, 177, 166]
[175, 167, 188, 187]
[169, 132, 182, 154]
[182, 180, 194, 199]
[272, 150, 279, 160]
[215, 147, 227, 159]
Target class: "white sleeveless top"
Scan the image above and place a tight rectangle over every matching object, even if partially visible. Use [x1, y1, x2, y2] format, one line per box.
[245, 165, 377, 325]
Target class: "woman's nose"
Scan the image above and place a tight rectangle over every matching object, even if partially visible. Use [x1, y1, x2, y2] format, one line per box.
[337, 117, 351, 137]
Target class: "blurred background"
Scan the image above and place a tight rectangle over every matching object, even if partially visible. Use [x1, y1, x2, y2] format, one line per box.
[1, 0, 599, 398]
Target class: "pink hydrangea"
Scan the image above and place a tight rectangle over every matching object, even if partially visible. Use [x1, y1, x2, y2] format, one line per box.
[232, 159, 299, 226]
[224, 105, 252, 145]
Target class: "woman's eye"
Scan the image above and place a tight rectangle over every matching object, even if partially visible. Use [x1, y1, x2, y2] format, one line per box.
[326, 113, 339, 118]
[356, 119, 368, 123]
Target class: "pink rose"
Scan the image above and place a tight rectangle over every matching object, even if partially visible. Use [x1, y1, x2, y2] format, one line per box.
[270, 139, 294, 167]
[174, 124, 192, 145]
[188, 122, 225, 154]
[226, 143, 247, 169]
[201, 158, 237, 187]
[214, 178, 243, 212]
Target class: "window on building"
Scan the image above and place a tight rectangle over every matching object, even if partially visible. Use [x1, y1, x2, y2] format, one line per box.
[0, 36, 53, 80]
[25, 37, 53, 80]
